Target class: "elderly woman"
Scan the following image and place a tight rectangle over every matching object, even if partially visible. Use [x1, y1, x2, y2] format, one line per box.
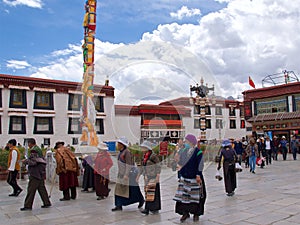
[55, 141, 79, 201]
[111, 137, 144, 211]
[217, 139, 238, 196]
[173, 134, 206, 222]
[137, 140, 161, 215]
[94, 143, 113, 200]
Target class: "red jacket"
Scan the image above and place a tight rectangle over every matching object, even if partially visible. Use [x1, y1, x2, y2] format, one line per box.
[94, 151, 113, 176]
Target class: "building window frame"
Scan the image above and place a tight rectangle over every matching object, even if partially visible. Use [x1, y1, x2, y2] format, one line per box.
[9, 116, 26, 134]
[94, 96, 104, 112]
[216, 119, 223, 129]
[205, 105, 211, 115]
[68, 118, 82, 134]
[194, 118, 200, 129]
[72, 138, 79, 145]
[240, 120, 245, 129]
[9, 89, 27, 108]
[68, 94, 82, 111]
[34, 92, 54, 110]
[34, 117, 53, 134]
[229, 108, 236, 116]
[95, 118, 104, 134]
[44, 138, 50, 146]
[230, 119, 236, 129]
[206, 119, 211, 129]
[0, 89, 2, 108]
[215, 106, 222, 115]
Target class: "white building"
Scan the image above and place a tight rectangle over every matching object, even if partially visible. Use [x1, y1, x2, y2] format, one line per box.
[0, 74, 250, 149]
[0, 74, 114, 148]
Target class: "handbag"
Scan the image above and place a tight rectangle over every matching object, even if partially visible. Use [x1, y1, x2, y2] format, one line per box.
[215, 170, 222, 181]
[235, 163, 243, 172]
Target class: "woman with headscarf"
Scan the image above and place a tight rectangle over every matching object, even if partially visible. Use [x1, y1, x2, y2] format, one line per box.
[137, 140, 161, 215]
[94, 143, 113, 200]
[111, 137, 144, 211]
[217, 139, 238, 196]
[173, 134, 206, 222]
[55, 141, 80, 201]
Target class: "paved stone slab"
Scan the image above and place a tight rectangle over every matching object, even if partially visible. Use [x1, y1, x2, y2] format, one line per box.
[0, 153, 300, 224]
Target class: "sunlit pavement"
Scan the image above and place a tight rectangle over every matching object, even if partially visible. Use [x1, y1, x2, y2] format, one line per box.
[1, 153, 300, 224]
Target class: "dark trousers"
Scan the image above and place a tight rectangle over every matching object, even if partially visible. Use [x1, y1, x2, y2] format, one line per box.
[63, 187, 77, 200]
[282, 147, 288, 160]
[273, 147, 278, 160]
[7, 170, 22, 194]
[266, 150, 272, 165]
[24, 176, 51, 208]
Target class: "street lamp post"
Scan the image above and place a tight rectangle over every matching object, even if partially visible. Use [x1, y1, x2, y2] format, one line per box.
[190, 78, 214, 143]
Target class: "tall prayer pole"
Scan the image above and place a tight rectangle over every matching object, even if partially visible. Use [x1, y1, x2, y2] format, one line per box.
[80, 0, 98, 147]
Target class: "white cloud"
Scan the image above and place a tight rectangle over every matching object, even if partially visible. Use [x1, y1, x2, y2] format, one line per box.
[6, 60, 31, 69]
[170, 6, 201, 20]
[143, 0, 300, 98]
[3, 0, 43, 8]
[27, 0, 300, 103]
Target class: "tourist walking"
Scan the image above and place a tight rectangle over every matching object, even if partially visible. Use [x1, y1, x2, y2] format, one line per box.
[217, 139, 237, 196]
[94, 143, 113, 200]
[245, 138, 259, 174]
[173, 134, 206, 222]
[137, 140, 161, 215]
[234, 139, 244, 165]
[273, 136, 280, 160]
[111, 137, 144, 211]
[7, 139, 23, 197]
[265, 136, 273, 165]
[20, 140, 51, 211]
[257, 137, 266, 168]
[279, 136, 288, 160]
[291, 135, 299, 160]
[55, 141, 80, 201]
[80, 154, 95, 192]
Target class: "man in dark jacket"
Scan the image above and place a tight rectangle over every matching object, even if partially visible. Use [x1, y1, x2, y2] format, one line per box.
[20, 141, 51, 211]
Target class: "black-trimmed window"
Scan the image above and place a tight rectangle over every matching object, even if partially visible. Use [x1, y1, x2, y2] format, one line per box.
[44, 138, 50, 146]
[0, 116, 2, 134]
[68, 94, 81, 111]
[230, 120, 236, 129]
[216, 119, 223, 129]
[194, 119, 200, 129]
[9, 89, 27, 108]
[9, 116, 26, 134]
[215, 106, 222, 115]
[95, 118, 104, 134]
[0, 89, 2, 108]
[94, 96, 104, 112]
[72, 138, 79, 145]
[194, 105, 200, 114]
[34, 92, 54, 110]
[68, 118, 82, 134]
[206, 119, 211, 129]
[34, 117, 53, 134]
[229, 108, 236, 116]
[240, 120, 245, 129]
[205, 105, 211, 115]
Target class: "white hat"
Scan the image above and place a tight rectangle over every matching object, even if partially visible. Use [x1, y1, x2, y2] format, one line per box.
[117, 136, 129, 147]
[282, 136, 286, 139]
[140, 140, 153, 150]
[97, 142, 108, 151]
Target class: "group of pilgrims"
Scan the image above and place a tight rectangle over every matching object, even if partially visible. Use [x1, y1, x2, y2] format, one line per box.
[5, 134, 206, 223]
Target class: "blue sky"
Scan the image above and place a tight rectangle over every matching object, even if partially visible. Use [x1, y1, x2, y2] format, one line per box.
[0, 0, 225, 74]
[1, 0, 300, 104]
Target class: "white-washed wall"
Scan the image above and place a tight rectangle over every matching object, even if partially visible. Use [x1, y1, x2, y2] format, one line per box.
[114, 115, 141, 145]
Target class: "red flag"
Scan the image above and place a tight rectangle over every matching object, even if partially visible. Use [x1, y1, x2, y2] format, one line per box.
[249, 76, 256, 88]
